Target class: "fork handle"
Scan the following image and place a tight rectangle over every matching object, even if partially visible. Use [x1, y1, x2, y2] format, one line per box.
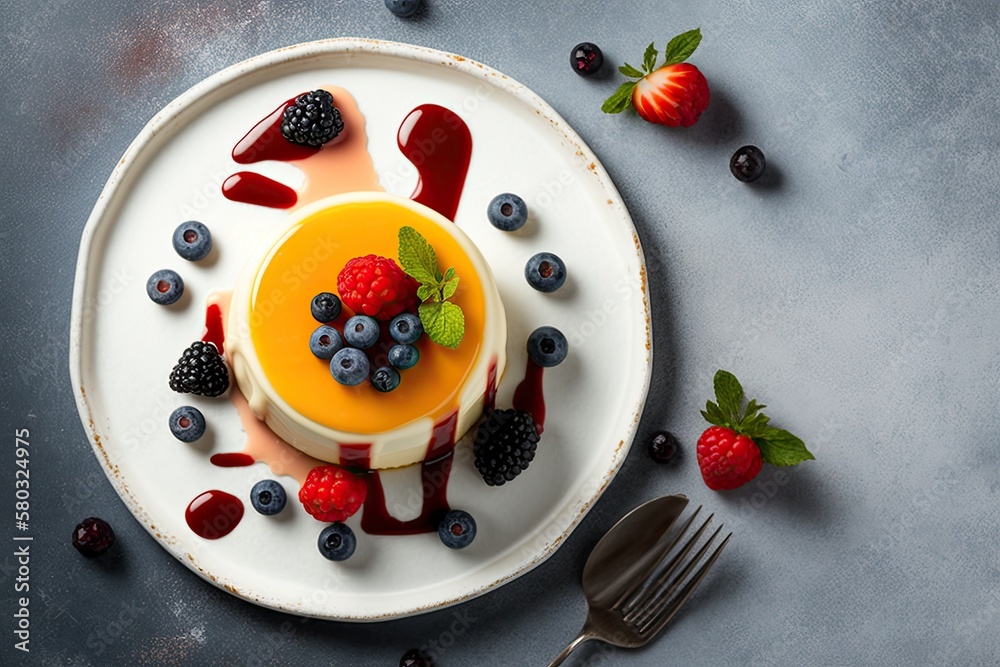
[547, 628, 597, 667]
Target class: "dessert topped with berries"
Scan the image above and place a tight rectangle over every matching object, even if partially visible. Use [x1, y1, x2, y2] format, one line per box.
[226, 191, 507, 469]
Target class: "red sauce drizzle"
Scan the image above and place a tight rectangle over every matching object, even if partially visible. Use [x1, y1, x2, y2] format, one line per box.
[484, 356, 499, 411]
[425, 411, 459, 461]
[513, 359, 546, 435]
[222, 172, 297, 209]
[338, 444, 372, 470]
[361, 453, 453, 536]
[398, 104, 472, 221]
[201, 303, 225, 356]
[232, 97, 319, 164]
[209, 452, 255, 468]
[185, 490, 244, 539]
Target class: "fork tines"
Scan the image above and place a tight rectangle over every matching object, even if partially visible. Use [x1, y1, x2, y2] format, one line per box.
[616, 506, 731, 636]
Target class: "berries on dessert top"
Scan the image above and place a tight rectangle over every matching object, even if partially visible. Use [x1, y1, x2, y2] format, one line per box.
[169, 341, 230, 397]
[388, 344, 420, 370]
[338, 254, 420, 321]
[72, 517, 115, 557]
[310, 325, 344, 360]
[172, 221, 213, 261]
[298, 465, 368, 522]
[527, 326, 568, 367]
[696, 370, 814, 490]
[525, 252, 567, 293]
[370, 366, 401, 393]
[487, 193, 528, 231]
[474, 409, 540, 486]
[571, 42, 604, 77]
[602, 28, 710, 127]
[311, 292, 342, 322]
[318, 522, 357, 561]
[146, 269, 184, 305]
[438, 509, 477, 549]
[330, 347, 370, 386]
[344, 315, 380, 350]
[250, 479, 287, 516]
[169, 406, 206, 442]
[281, 90, 344, 147]
[389, 312, 423, 345]
[730, 145, 767, 182]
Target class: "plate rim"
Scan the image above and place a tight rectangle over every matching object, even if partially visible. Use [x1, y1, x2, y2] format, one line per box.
[68, 37, 653, 621]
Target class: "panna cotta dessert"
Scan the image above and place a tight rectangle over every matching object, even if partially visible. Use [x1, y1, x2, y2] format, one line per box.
[226, 191, 507, 469]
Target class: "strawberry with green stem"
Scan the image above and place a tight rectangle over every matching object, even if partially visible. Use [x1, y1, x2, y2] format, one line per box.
[602, 28, 710, 127]
[697, 370, 814, 491]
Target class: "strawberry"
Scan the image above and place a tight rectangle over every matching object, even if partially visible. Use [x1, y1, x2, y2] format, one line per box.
[696, 370, 814, 491]
[602, 28, 710, 127]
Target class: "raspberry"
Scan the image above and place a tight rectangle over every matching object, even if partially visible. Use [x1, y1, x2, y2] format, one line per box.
[168, 341, 229, 397]
[696, 426, 762, 491]
[298, 465, 368, 522]
[337, 255, 420, 320]
[473, 409, 540, 486]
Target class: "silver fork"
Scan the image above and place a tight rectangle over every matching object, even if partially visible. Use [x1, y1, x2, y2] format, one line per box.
[547, 495, 731, 666]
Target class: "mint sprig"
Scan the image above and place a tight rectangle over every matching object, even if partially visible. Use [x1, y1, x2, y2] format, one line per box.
[701, 370, 815, 467]
[602, 28, 703, 115]
[398, 227, 464, 349]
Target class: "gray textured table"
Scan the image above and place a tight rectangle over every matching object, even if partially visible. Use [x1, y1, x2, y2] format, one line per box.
[3, 1, 1000, 665]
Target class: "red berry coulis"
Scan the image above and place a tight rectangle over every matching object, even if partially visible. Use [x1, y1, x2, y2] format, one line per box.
[185, 490, 244, 539]
[513, 358, 546, 435]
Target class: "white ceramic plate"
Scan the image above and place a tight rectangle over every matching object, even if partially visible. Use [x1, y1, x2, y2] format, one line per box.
[69, 38, 651, 621]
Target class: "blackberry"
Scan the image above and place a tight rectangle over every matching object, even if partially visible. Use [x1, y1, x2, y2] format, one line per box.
[281, 90, 344, 147]
[473, 409, 540, 486]
[168, 341, 230, 397]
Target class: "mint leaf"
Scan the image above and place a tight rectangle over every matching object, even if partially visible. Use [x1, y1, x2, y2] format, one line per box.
[663, 28, 702, 66]
[442, 275, 459, 301]
[701, 400, 728, 426]
[713, 370, 744, 421]
[602, 81, 639, 114]
[417, 283, 437, 302]
[398, 226, 441, 286]
[419, 301, 465, 349]
[443, 267, 456, 282]
[619, 63, 645, 78]
[755, 428, 815, 467]
[740, 412, 771, 438]
[642, 42, 658, 73]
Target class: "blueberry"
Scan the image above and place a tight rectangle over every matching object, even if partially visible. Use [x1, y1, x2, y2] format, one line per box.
[730, 145, 766, 183]
[389, 312, 423, 344]
[172, 220, 213, 261]
[250, 479, 287, 515]
[527, 326, 568, 367]
[146, 269, 184, 305]
[310, 325, 343, 359]
[648, 431, 679, 464]
[370, 366, 401, 393]
[399, 648, 433, 667]
[318, 522, 356, 561]
[388, 344, 420, 370]
[524, 252, 566, 292]
[344, 315, 380, 349]
[571, 42, 604, 77]
[168, 406, 206, 442]
[384, 0, 421, 17]
[438, 510, 476, 549]
[330, 348, 370, 386]
[487, 193, 528, 232]
[311, 292, 342, 322]
[72, 517, 115, 557]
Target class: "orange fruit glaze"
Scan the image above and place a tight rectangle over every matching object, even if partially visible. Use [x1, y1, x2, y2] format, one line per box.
[248, 199, 485, 435]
